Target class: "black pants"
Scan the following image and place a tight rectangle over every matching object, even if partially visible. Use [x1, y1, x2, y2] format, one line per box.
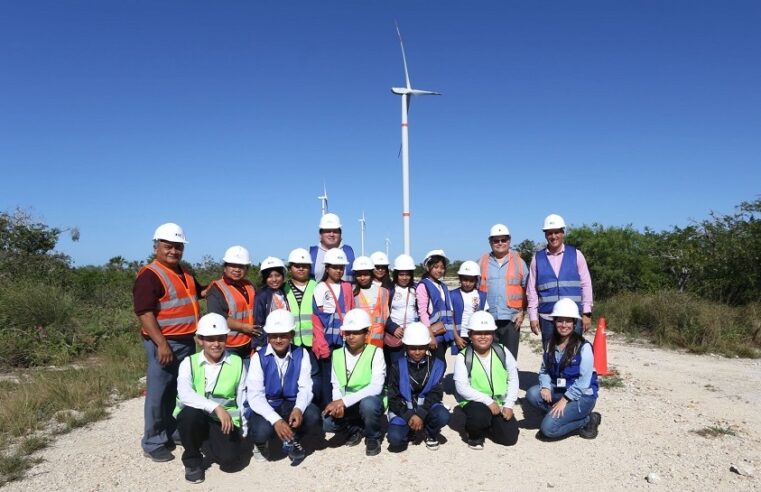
[495, 319, 520, 361]
[462, 401, 519, 446]
[177, 407, 242, 468]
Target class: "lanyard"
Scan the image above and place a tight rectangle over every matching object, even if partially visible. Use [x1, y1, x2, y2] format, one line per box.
[474, 350, 495, 398]
[343, 347, 365, 386]
[275, 354, 290, 388]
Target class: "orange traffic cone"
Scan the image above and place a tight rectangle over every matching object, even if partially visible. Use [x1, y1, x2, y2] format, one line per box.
[592, 317, 613, 376]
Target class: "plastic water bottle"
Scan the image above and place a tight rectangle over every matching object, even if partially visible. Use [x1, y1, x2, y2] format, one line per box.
[282, 440, 293, 454]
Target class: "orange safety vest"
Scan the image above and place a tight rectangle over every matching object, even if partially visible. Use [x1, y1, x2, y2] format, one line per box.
[139, 261, 200, 337]
[212, 278, 256, 348]
[478, 252, 527, 310]
[356, 286, 390, 348]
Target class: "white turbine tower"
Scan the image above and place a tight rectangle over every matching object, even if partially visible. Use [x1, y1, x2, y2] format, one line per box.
[317, 182, 329, 216]
[391, 22, 441, 255]
[359, 211, 367, 256]
[385, 237, 391, 258]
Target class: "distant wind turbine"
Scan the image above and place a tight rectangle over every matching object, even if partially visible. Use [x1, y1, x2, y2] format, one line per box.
[359, 211, 367, 256]
[317, 182, 329, 216]
[391, 21, 441, 255]
[385, 237, 391, 258]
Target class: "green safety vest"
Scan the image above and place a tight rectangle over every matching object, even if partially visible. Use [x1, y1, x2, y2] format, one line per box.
[173, 353, 244, 428]
[462, 345, 509, 407]
[332, 345, 377, 397]
[285, 280, 316, 347]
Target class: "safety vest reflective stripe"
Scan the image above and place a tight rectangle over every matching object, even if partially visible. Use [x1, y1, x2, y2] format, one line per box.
[285, 280, 316, 347]
[478, 252, 526, 309]
[537, 280, 582, 291]
[212, 279, 255, 349]
[140, 261, 199, 337]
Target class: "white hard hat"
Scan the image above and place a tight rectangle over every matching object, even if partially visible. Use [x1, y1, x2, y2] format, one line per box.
[550, 298, 581, 319]
[402, 322, 431, 346]
[223, 245, 251, 265]
[489, 223, 511, 238]
[196, 313, 230, 336]
[341, 309, 371, 332]
[319, 213, 342, 229]
[324, 248, 349, 265]
[457, 260, 481, 277]
[287, 248, 311, 265]
[542, 214, 566, 231]
[393, 254, 416, 271]
[468, 311, 497, 332]
[423, 249, 448, 266]
[153, 223, 188, 244]
[264, 309, 296, 334]
[370, 251, 389, 266]
[260, 256, 286, 271]
[352, 255, 375, 271]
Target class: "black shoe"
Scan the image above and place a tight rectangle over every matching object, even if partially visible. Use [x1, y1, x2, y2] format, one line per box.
[365, 438, 381, 456]
[467, 438, 484, 450]
[288, 440, 306, 466]
[185, 466, 205, 484]
[346, 430, 363, 447]
[165, 441, 176, 451]
[143, 446, 174, 462]
[579, 412, 602, 439]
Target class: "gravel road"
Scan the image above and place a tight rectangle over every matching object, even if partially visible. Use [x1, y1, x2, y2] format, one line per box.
[7, 331, 760, 491]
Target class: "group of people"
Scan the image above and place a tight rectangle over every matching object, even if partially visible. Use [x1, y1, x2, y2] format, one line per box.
[133, 212, 601, 483]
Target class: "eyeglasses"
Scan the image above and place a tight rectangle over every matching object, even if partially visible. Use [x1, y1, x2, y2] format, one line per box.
[374, 265, 388, 270]
[320, 229, 341, 234]
[490, 237, 510, 244]
[290, 264, 310, 270]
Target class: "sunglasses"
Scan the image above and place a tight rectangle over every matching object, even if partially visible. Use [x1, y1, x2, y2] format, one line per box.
[490, 238, 510, 244]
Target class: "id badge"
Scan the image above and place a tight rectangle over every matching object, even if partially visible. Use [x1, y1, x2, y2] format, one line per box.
[556, 378, 567, 389]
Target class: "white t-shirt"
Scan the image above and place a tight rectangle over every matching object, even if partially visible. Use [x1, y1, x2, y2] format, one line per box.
[390, 285, 417, 326]
[313, 282, 344, 313]
[458, 289, 490, 337]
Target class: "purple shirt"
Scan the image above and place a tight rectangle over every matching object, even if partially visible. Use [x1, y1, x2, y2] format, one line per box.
[526, 245, 593, 321]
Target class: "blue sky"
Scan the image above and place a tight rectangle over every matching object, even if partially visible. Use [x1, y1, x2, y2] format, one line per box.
[1, 1, 759, 266]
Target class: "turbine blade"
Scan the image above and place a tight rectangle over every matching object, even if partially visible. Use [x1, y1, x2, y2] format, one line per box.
[395, 20, 412, 90]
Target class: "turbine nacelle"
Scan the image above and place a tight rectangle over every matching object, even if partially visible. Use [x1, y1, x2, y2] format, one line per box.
[391, 87, 442, 96]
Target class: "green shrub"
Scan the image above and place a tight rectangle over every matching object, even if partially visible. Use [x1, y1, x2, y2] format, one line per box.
[597, 291, 761, 358]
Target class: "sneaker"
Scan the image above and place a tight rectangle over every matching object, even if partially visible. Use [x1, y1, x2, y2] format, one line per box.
[579, 412, 602, 439]
[184, 466, 205, 484]
[252, 443, 269, 462]
[288, 440, 306, 467]
[467, 438, 484, 450]
[143, 446, 174, 462]
[345, 430, 363, 447]
[365, 438, 382, 456]
[425, 436, 440, 451]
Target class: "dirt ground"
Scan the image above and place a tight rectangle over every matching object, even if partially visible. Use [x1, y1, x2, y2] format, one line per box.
[7, 329, 761, 491]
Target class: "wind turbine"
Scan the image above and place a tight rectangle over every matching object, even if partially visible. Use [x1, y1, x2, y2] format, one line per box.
[317, 182, 329, 216]
[391, 21, 441, 255]
[385, 237, 391, 258]
[359, 211, 367, 256]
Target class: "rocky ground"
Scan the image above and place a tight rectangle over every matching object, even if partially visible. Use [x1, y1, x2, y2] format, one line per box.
[7, 330, 760, 491]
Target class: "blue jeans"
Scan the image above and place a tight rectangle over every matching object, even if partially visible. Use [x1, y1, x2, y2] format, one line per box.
[539, 317, 582, 349]
[525, 384, 596, 438]
[249, 402, 322, 444]
[142, 337, 195, 453]
[322, 396, 383, 440]
[387, 403, 451, 447]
